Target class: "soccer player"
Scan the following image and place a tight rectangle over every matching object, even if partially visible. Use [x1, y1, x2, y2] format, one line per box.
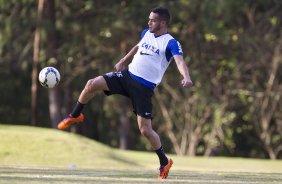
[58, 7, 193, 179]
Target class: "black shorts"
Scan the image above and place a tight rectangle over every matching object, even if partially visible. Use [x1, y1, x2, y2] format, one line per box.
[103, 69, 154, 119]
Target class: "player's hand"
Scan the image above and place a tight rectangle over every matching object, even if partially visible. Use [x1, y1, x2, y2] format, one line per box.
[181, 78, 193, 88]
[114, 58, 125, 71]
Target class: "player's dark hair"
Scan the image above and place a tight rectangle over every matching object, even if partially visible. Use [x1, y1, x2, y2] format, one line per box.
[151, 7, 170, 25]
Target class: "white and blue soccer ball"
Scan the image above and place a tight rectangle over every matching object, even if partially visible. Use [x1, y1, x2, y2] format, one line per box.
[38, 67, 60, 88]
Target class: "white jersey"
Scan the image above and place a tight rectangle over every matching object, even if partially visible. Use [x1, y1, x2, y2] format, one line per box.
[128, 29, 183, 87]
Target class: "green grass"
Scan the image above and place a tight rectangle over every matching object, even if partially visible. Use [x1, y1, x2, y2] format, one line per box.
[1, 167, 281, 184]
[0, 124, 138, 169]
[0, 124, 282, 183]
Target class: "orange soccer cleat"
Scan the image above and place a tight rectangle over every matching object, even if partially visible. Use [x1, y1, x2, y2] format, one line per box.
[57, 113, 84, 130]
[158, 158, 173, 179]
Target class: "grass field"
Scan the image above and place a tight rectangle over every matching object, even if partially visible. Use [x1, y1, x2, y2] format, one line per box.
[1, 124, 282, 183]
[1, 166, 281, 184]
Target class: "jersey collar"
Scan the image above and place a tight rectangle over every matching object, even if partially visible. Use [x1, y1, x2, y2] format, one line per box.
[154, 32, 169, 38]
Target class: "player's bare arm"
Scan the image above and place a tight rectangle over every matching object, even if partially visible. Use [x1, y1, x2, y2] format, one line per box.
[115, 45, 139, 71]
[174, 55, 193, 88]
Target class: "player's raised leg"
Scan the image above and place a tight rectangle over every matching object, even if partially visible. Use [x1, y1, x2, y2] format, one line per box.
[57, 76, 109, 130]
[137, 115, 173, 179]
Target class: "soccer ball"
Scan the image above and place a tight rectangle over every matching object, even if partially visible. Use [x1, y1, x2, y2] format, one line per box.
[38, 67, 60, 88]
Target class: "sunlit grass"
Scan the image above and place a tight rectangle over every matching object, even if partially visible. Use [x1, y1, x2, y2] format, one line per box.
[0, 166, 281, 184]
[0, 124, 282, 174]
[0, 125, 136, 169]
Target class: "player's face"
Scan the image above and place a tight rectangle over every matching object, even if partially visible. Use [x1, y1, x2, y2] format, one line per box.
[148, 12, 162, 33]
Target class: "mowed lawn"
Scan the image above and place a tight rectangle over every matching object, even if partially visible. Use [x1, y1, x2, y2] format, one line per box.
[0, 124, 281, 184]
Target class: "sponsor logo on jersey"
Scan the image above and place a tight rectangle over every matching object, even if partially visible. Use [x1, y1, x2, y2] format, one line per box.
[141, 42, 160, 55]
[140, 51, 152, 56]
[177, 41, 183, 54]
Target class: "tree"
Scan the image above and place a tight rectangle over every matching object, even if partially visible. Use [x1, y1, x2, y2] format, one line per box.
[44, 0, 62, 128]
[233, 1, 282, 159]
[0, 0, 281, 159]
[31, 0, 45, 126]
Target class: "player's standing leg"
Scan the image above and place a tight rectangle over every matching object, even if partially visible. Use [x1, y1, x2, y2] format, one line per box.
[137, 115, 173, 179]
[57, 76, 109, 130]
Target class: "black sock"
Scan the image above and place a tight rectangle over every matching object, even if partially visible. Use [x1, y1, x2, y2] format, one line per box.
[155, 146, 168, 166]
[70, 101, 85, 118]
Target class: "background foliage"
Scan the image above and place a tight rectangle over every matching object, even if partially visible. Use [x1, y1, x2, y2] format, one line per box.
[0, 0, 281, 159]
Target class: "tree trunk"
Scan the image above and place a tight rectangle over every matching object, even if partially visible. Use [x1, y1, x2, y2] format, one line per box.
[187, 135, 197, 156]
[31, 0, 45, 126]
[48, 88, 61, 127]
[255, 35, 282, 160]
[44, 0, 62, 128]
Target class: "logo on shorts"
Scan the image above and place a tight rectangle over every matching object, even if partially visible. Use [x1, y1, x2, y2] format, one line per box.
[105, 72, 114, 77]
[116, 71, 123, 77]
[105, 71, 123, 78]
[145, 112, 151, 116]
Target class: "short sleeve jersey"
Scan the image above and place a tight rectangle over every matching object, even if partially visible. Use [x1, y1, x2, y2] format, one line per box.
[128, 29, 183, 85]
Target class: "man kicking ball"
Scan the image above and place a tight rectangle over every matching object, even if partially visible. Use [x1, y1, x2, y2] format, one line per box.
[58, 7, 193, 179]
